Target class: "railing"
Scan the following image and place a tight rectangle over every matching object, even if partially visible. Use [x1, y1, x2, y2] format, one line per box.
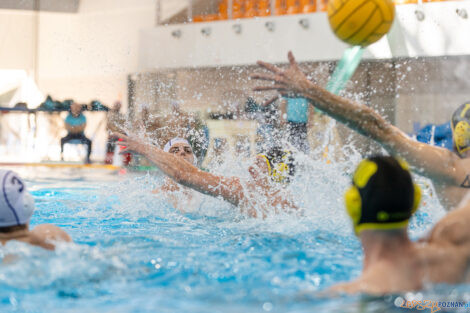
[155, 0, 463, 25]
[191, 0, 456, 23]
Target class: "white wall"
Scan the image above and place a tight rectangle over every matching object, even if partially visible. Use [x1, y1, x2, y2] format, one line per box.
[37, 0, 155, 106]
[140, 1, 470, 69]
[0, 0, 157, 161]
[0, 10, 36, 71]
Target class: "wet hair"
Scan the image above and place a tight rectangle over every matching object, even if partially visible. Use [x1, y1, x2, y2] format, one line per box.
[357, 156, 414, 225]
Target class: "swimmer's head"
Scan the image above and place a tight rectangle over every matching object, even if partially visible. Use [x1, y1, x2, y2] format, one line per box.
[452, 102, 470, 157]
[164, 137, 197, 166]
[0, 170, 35, 230]
[252, 148, 296, 184]
[344, 156, 421, 236]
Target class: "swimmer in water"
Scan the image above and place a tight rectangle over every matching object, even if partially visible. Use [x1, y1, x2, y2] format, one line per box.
[252, 51, 470, 211]
[330, 156, 470, 295]
[113, 132, 298, 218]
[0, 170, 71, 250]
[151, 138, 202, 211]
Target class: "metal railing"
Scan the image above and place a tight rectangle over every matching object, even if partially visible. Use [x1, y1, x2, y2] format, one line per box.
[155, 0, 462, 25]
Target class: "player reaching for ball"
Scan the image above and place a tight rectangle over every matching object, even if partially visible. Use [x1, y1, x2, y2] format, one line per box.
[251, 51, 470, 213]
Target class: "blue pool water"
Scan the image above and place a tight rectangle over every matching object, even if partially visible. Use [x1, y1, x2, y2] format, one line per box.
[0, 162, 457, 313]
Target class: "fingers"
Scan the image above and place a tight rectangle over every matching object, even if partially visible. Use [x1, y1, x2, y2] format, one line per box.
[260, 95, 280, 107]
[287, 51, 297, 67]
[251, 73, 285, 83]
[256, 60, 282, 74]
[253, 85, 289, 93]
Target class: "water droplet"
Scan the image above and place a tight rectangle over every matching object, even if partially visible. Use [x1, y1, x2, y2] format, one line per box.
[262, 302, 273, 311]
[394, 297, 404, 307]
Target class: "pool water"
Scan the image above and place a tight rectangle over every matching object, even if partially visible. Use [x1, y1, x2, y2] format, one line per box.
[0, 160, 460, 313]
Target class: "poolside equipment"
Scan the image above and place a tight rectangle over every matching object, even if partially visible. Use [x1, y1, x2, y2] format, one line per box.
[344, 156, 421, 235]
[327, 0, 395, 47]
[0, 170, 35, 227]
[451, 102, 470, 156]
[415, 122, 453, 151]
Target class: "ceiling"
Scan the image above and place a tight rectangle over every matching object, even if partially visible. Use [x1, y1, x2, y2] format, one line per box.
[0, 0, 80, 13]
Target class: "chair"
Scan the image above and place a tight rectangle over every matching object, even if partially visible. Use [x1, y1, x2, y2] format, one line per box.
[318, 0, 328, 12]
[244, 0, 257, 18]
[300, 0, 316, 13]
[233, 0, 244, 19]
[275, 0, 287, 15]
[62, 141, 88, 162]
[219, 1, 228, 20]
[193, 15, 205, 22]
[286, 0, 301, 14]
[257, 0, 271, 16]
[203, 14, 219, 22]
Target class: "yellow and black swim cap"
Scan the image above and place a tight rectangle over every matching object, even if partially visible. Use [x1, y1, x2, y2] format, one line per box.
[452, 102, 470, 156]
[344, 156, 421, 235]
[258, 148, 296, 183]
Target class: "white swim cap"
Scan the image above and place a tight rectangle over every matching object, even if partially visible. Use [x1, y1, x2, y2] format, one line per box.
[163, 138, 198, 166]
[163, 138, 191, 152]
[0, 170, 35, 227]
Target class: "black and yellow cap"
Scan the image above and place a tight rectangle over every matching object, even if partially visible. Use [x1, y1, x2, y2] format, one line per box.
[344, 156, 421, 235]
[258, 148, 296, 183]
[451, 102, 470, 156]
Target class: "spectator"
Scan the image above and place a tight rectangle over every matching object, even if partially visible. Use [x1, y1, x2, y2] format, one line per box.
[280, 96, 311, 153]
[61, 102, 92, 164]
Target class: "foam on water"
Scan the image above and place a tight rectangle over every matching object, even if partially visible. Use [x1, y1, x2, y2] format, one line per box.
[0, 150, 454, 313]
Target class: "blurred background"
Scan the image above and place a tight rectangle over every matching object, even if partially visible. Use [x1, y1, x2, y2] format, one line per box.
[0, 0, 468, 165]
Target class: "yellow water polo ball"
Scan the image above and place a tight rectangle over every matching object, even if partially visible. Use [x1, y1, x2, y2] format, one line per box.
[327, 0, 395, 47]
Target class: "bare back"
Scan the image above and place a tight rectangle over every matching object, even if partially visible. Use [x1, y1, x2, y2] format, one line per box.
[332, 202, 470, 295]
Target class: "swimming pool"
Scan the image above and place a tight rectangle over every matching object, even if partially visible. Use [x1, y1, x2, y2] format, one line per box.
[0, 160, 456, 313]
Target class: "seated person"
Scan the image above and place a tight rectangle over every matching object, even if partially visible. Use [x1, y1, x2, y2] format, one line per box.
[61, 102, 92, 163]
[330, 156, 470, 294]
[114, 132, 299, 218]
[0, 170, 71, 250]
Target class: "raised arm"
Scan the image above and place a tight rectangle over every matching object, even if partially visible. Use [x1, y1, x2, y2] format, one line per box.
[252, 52, 463, 185]
[114, 133, 244, 206]
[428, 197, 470, 251]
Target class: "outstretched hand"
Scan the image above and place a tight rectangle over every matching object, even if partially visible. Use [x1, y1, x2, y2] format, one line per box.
[113, 132, 149, 155]
[251, 51, 312, 96]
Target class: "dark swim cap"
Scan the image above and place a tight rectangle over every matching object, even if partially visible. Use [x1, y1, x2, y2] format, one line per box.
[451, 102, 470, 156]
[344, 156, 421, 235]
[258, 147, 296, 183]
